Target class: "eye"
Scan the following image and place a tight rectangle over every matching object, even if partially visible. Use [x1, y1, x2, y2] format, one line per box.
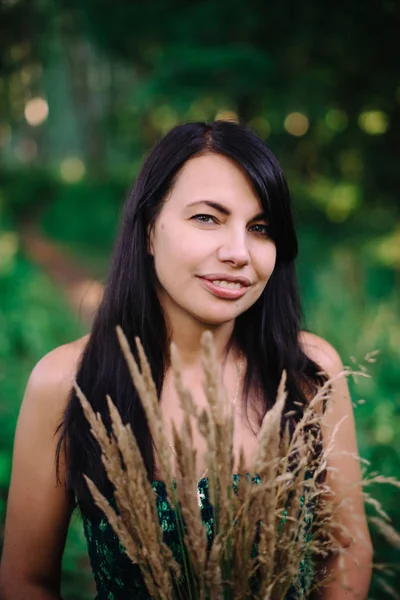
[191, 214, 218, 224]
[250, 224, 270, 236]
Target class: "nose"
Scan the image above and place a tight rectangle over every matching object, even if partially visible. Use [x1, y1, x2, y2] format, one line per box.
[216, 226, 250, 267]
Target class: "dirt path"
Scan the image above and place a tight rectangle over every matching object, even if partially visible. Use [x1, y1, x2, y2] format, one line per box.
[20, 221, 104, 326]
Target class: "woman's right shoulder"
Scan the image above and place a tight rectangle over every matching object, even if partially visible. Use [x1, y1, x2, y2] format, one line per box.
[26, 334, 91, 413]
[0, 335, 92, 591]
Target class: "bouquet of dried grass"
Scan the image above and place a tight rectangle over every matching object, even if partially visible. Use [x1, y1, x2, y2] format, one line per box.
[75, 327, 400, 600]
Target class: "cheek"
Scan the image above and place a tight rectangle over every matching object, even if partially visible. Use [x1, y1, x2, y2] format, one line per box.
[152, 225, 195, 286]
[254, 243, 277, 281]
[155, 220, 207, 267]
[153, 222, 178, 260]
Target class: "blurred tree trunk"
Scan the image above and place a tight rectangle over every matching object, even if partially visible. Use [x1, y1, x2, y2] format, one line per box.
[61, 14, 107, 177]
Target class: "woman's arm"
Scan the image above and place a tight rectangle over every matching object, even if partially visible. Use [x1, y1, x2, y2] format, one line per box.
[0, 346, 78, 600]
[301, 333, 373, 600]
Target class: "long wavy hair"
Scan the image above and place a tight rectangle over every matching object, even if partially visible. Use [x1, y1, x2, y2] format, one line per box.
[56, 120, 326, 517]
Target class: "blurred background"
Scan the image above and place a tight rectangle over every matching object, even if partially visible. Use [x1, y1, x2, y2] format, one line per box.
[0, 1, 399, 598]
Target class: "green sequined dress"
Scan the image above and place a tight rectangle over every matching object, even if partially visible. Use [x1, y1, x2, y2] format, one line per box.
[82, 474, 314, 600]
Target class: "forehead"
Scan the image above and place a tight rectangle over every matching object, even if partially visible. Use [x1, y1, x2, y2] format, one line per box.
[168, 153, 262, 210]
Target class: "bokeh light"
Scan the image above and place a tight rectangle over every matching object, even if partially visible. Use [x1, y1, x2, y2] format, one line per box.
[214, 109, 239, 122]
[24, 97, 49, 126]
[150, 105, 179, 134]
[248, 116, 271, 138]
[187, 97, 216, 121]
[375, 425, 395, 444]
[367, 228, 400, 268]
[358, 110, 389, 135]
[284, 112, 309, 136]
[60, 157, 86, 183]
[326, 184, 361, 222]
[0, 231, 19, 275]
[325, 109, 348, 132]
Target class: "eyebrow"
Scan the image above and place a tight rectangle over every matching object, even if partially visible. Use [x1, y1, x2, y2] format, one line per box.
[186, 200, 267, 222]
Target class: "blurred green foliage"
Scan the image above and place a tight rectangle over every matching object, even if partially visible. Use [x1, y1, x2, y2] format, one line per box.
[2, 168, 398, 597]
[0, 0, 399, 597]
[0, 248, 94, 596]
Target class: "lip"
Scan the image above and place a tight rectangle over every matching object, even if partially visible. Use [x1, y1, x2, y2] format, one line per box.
[197, 276, 249, 300]
[199, 273, 251, 286]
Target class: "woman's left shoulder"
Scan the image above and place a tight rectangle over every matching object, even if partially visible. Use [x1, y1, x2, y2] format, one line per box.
[298, 330, 344, 378]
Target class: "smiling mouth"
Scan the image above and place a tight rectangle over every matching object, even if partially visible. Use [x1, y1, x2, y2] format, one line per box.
[197, 277, 248, 299]
[210, 280, 244, 289]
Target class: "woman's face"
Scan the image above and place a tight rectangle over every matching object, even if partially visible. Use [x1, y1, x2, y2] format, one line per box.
[148, 152, 277, 327]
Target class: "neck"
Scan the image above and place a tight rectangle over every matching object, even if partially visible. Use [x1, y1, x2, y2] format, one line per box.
[163, 311, 237, 372]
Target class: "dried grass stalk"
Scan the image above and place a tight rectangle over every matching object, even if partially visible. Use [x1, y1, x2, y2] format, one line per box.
[77, 327, 400, 599]
[76, 384, 180, 599]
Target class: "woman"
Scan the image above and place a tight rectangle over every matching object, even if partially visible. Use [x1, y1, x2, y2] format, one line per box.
[0, 121, 372, 599]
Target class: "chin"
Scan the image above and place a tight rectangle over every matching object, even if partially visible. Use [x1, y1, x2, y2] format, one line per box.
[193, 308, 244, 327]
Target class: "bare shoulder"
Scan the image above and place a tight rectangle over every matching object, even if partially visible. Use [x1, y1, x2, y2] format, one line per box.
[0, 333, 91, 590]
[28, 333, 90, 404]
[22, 333, 91, 424]
[299, 330, 344, 378]
[33, 333, 90, 375]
